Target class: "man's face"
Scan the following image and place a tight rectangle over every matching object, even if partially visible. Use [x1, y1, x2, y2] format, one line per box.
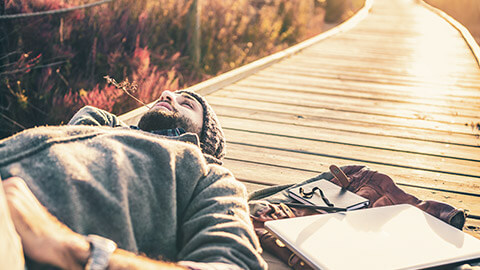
[137, 91, 204, 136]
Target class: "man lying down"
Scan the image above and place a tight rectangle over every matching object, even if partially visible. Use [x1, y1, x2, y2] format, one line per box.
[0, 90, 267, 270]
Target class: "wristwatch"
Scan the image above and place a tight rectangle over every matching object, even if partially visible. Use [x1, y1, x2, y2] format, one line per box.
[84, 234, 117, 270]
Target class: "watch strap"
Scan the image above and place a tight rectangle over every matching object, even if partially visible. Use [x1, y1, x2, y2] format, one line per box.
[85, 234, 117, 270]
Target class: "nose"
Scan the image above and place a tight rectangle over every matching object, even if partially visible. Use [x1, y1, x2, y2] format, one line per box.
[160, 90, 176, 104]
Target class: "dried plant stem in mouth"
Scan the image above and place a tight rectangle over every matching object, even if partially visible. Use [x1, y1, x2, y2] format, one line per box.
[104, 75, 151, 109]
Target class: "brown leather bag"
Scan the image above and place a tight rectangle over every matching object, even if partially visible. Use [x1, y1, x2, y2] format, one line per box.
[328, 165, 465, 228]
[249, 165, 466, 269]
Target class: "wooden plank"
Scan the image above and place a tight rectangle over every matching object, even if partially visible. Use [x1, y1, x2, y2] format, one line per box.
[224, 158, 318, 186]
[207, 96, 479, 136]
[221, 84, 480, 121]
[307, 44, 477, 66]
[305, 45, 478, 60]
[280, 63, 480, 85]
[241, 181, 271, 194]
[211, 105, 480, 147]
[350, 27, 459, 37]
[268, 62, 480, 88]
[219, 116, 480, 162]
[234, 76, 480, 109]
[302, 48, 480, 68]
[215, 87, 480, 125]
[351, 23, 458, 32]
[258, 67, 480, 91]
[280, 53, 480, 77]
[286, 48, 479, 68]
[242, 67, 480, 97]
[223, 129, 480, 180]
[224, 143, 480, 195]
[308, 47, 473, 62]
[315, 34, 470, 48]
[317, 41, 468, 55]
[329, 32, 468, 46]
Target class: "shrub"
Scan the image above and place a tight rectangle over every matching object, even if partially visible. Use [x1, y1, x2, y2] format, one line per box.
[0, 0, 326, 138]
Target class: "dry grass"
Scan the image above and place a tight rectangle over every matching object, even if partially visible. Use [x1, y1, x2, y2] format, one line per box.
[424, 0, 480, 45]
[0, 0, 366, 138]
[322, 0, 366, 23]
[0, 0, 326, 138]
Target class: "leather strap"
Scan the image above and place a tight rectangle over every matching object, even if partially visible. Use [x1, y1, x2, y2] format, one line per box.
[329, 165, 350, 188]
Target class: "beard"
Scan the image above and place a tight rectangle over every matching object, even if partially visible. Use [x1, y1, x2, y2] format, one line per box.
[137, 109, 195, 133]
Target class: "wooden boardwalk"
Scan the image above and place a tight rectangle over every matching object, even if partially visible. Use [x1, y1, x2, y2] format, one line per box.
[206, 0, 480, 236]
[121, 0, 480, 241]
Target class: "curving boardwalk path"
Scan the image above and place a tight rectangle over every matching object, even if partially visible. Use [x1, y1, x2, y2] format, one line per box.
[206, 0, 480, 237]
[121, 0, 480, 243]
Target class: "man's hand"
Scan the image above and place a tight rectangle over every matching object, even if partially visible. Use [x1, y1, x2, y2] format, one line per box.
[0, 177, 24, 269]
[2, 177, 187, 270]
[2, 177, 90, 270]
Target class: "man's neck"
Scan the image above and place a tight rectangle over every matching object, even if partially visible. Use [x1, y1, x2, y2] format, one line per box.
[129, 126, 186, 137]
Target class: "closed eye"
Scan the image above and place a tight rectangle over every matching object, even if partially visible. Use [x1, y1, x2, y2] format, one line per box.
[180, 93, 201, 111]
[182, 101, 194, 109]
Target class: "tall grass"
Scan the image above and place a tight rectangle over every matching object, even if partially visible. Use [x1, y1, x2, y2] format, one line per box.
[424, 0, 480, 46]
[324, 0, 364, 23]
[0, 0, 330, 138]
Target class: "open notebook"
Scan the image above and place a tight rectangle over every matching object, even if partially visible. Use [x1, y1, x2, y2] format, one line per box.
[265, 204, 480, 270]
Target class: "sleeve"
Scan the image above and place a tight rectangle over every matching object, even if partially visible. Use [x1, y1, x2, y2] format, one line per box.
[67, 106, 129, 128]
[177, 165, 267, 270]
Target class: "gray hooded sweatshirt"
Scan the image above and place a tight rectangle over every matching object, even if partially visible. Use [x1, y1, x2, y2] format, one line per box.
[0, 125, 267, 270]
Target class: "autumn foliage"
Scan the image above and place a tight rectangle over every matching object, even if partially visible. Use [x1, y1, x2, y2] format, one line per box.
[1, 0, 329, 138]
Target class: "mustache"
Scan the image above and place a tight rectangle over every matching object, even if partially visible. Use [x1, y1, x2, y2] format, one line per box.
[153, 100, 177, 113]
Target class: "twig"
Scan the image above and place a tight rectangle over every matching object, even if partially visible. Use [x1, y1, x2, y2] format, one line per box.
[0, 0, 114, 20]
[0, 61, 66, 76]
[56, 68, 70, 88]
[0, 111, 26, 130]
[104, 76, 151, 109]
[0, 50, 21, 61]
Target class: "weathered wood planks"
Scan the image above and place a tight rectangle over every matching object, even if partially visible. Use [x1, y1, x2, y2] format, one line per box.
[206, 0, 480, 240]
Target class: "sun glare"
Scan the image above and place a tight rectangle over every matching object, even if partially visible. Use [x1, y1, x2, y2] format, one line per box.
[406, 10, 473, 98]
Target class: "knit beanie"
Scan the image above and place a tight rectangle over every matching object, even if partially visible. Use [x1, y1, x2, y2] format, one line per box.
[175, 90, 226, 163]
